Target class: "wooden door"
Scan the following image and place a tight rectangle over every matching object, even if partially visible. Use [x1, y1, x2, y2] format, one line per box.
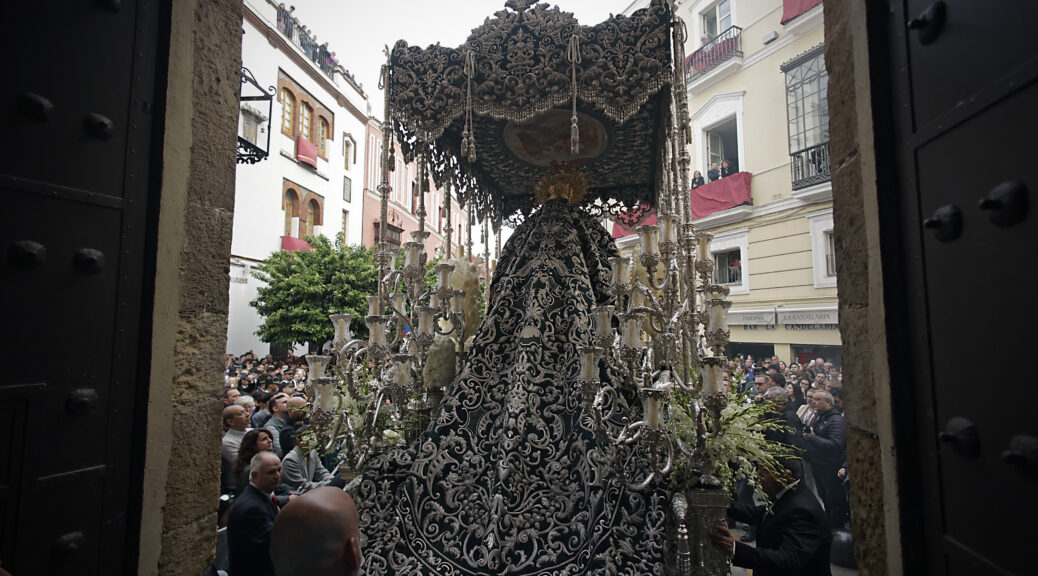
[874, 1, 1038, 574]
[0, 0, 163, 573]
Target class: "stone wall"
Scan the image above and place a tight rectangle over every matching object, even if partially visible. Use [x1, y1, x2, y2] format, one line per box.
[138, 0, 243, 573]
[822, 1, 903, 575]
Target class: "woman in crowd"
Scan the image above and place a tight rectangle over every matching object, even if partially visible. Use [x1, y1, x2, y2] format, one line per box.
[234, 428, 275, 496]
[691, 170, 705, 188]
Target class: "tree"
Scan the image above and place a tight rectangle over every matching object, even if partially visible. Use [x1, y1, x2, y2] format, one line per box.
[250, 235, 378, 352]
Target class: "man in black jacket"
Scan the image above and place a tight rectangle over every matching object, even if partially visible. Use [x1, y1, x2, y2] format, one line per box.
[710, 460, 832, 576]
[227, 452, 283, 576]
[804, 391, 849, 531]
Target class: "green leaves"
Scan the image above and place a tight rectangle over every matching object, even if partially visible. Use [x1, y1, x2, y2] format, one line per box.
[250, 235, 379, 351]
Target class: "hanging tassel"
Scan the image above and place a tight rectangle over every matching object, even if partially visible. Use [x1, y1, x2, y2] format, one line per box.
[567, 35, 582, 155]
[463, 50, 477, 163]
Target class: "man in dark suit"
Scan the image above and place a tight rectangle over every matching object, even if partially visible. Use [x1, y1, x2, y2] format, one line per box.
[710, 459, 832, 576]
[804, 391, 849, 531]
[227, 451, 283, 576]
[707, 161, 721, 182]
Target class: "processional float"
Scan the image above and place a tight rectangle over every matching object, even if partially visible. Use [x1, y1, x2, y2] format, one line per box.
[303, 1, 735, 573]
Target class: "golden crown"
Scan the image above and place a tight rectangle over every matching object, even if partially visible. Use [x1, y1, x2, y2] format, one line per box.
[533, 164, 589, 206]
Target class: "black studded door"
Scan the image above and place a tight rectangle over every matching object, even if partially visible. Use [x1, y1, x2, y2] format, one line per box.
[0, 0, 162, 573]
[875, 1, 1038, 575]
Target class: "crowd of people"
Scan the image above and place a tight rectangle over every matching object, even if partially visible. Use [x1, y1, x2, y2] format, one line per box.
[275, 4, 359, 84]
[691, 158, 738, 187]
[216, 352, 351, 575]
[214, 351, 848, 574]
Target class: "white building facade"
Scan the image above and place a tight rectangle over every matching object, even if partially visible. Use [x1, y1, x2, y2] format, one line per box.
[227, 0, 371, 356]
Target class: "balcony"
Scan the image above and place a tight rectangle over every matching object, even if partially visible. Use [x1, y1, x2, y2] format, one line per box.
[790, 141, 831, 190]
[275, 5, 362, 91]
[685, 26, 743, 81]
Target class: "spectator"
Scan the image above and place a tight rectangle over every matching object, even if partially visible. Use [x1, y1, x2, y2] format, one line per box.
[281, 425, 345, 494]
[222, 404, 251, 494]
[227, 452, 282, 576]
[235, 429, 274, 495]
[804, 392, 849, 531]
[708, 161, 721, 182]
[720, 159, 735, 177]
[236, 394, 256, 421]
[710, 459, 832, 575]
[279, 396, 309, 456]
[223, 387, 241, 407]
[691, 170, 705, 188]
[252, 390, 273, 428]
[264, 393, 291, 457]
[270, 487, 362, 576]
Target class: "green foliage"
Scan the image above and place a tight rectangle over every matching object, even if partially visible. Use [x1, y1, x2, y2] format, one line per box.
[250, 235, 378, 350]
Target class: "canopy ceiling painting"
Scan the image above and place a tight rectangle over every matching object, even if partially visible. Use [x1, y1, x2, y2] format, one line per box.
[384, 0, 676, 226]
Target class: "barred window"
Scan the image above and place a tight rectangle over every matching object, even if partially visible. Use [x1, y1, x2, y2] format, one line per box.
[783, 46, 829, 154]
[824, 230, 836, 277]
[713, 248, 742, 285]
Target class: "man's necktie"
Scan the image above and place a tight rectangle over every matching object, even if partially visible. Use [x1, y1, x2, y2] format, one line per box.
[271, 494, 279, 512]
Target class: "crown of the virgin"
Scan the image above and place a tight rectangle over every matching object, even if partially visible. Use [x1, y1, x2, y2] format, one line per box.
[534, 164, 589, 206]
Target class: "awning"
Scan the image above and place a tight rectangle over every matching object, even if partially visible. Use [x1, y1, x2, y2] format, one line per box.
[728, 307, 777, 326]
[296, 135, 318, 168]
[781, 0, 823, 25]
[777, 306, 838, 325]
[280, 235, 312, 251]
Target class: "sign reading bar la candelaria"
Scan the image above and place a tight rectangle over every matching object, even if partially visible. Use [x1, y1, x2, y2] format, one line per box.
[777, 307, 839, 326]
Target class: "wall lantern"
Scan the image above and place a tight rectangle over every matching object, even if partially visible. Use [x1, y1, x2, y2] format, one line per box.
[237, 67, 275, 164]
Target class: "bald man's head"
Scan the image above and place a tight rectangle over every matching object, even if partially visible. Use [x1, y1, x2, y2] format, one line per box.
[270, 487, 361, 576]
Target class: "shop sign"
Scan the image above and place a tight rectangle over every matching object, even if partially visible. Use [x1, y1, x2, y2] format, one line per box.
[777, 307, 838, 326]
[728, 308, 776, 326]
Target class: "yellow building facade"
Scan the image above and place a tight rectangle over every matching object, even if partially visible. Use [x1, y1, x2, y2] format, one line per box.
[618, 0, 838, 366]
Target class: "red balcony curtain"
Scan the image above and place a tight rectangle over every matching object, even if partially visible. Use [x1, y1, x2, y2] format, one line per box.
[281, 235, 312, 251]
[296, 135, 318, 167]
[690, 171, 752, 219]
[781, 0, 823, 24]
[611, 212, 656, 239]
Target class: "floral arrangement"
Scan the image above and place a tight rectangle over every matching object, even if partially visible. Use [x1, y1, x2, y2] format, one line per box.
[422, 334, 457, 389]
[669, 389, 799, 505]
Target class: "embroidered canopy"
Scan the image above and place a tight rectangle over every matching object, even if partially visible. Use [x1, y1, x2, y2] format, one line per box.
[384, 0, 678, 226]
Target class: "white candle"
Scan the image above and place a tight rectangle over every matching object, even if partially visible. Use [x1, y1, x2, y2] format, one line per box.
[660, 215, 677, 244]
[702, 363, 721, 396]
[637, 225, 659, 256]
[581, 349, 598, 381]
[367, 295, 382, 317]
[629, 289, 645, 312]
[437, 263, 454, 287]
[314, 378, 336, 412]
[593, 306, 614, 338]
[405, 242, 422, 267]
[451, 293, 465, 314]
[417, 306, 435, 336]
[610, 256, 630, 286]
[644, 395, 660, 428]
[624, 318, 642, 348]
[707, 301, 728, 333]
[430, 293, 441, 309]
[696, 233, 712, 262]
[369, 322, 387, 347]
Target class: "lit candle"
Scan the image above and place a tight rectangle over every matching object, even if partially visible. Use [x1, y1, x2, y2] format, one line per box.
[592, 306, 614, 339]
[637, 225, 659, 256]
[330, 313, 353, 345]
[367, 295, 382, 317]
[610, 256, 630, 287]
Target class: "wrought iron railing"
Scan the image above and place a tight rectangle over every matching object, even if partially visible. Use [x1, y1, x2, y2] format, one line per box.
[685, 26, 743, 79]
[789, 141, 831, 190]
[276, 6, 361, 89]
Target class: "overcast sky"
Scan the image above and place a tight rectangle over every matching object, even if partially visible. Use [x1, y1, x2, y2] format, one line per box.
[292, 0, 636, 117]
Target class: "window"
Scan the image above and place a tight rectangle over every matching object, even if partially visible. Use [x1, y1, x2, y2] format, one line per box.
[341, 211, 349, 245]
[343, 136, 353, 170]
[306, 199, 319, 237]
[824, 231, 836, 277]
[713, 248, 742, 285]
[283, 190, 298, 236]
[783, 45, 830, 188]
[318, 118, 329, 157]
[374, 222, 402, 251]
[705, 117, 739, 176]
[343, 176, 352, 202]
[702, 0, 732, 40]
[807, 209, 837, 288]
[300, 103, 313, 141]
[707, 227, 749, 294]
[281, 89, 295, 134]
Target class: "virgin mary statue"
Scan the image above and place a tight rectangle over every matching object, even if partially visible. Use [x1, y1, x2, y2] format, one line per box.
[356, 168, 666, 575]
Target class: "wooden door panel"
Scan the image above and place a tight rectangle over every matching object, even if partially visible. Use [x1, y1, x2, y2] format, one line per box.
[905, 0, 1038, 129]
